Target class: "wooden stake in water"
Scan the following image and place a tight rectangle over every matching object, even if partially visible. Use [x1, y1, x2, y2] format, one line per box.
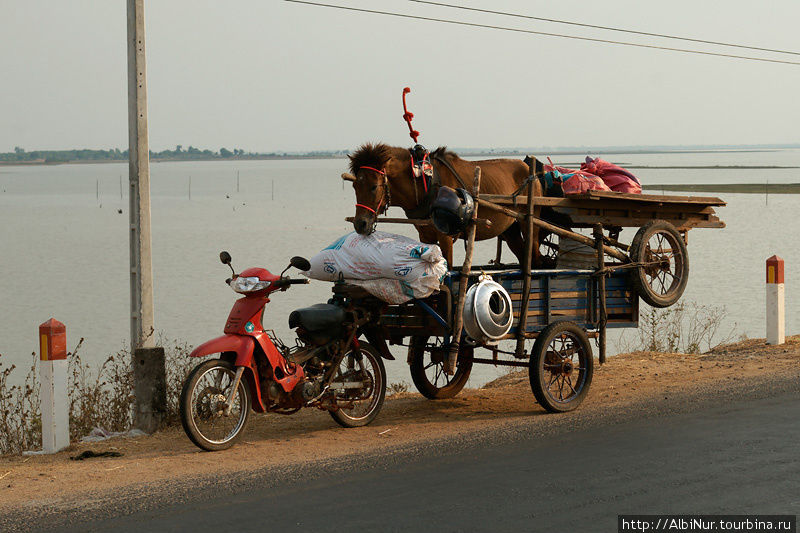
[766, 179, 769, 206]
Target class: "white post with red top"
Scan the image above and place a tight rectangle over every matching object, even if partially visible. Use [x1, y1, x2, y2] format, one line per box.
[39, 318, 70, 453]
[766, 255, 785, 346]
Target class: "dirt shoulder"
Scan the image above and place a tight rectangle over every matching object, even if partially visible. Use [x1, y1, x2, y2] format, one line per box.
[2, 336, 799, 526]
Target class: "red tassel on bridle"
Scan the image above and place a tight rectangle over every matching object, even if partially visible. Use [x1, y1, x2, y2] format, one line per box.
[402, 87, 420, 143]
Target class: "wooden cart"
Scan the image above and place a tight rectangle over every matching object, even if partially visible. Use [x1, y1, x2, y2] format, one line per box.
[341, 160, 726, 412]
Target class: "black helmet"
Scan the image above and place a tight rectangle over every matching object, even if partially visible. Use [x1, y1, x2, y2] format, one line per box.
[431, 186, 475, 236]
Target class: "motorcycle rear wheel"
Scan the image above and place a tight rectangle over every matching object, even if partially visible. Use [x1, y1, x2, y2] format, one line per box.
[329, 342, 386, 428]
[180, 358, 252, 451]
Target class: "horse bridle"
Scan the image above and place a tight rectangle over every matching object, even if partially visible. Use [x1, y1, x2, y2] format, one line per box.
[354, 166, 391, 228]
[354, 155, 470, 225]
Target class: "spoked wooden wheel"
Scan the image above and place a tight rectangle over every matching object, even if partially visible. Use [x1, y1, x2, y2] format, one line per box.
[539, 232, 559, 266]
[629, 220, 689, 308]
[408, 336, 473, 399]
[529, 322, 593, 413]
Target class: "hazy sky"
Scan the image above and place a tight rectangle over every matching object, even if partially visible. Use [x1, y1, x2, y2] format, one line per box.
[2, 0, 799, 152]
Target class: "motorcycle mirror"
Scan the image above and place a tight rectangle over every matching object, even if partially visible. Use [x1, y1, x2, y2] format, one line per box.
[220, 251, 235, 276]
[289, 256, 311, 272]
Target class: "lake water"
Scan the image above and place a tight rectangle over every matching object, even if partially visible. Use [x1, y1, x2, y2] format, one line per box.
[1, 149, 799, 387]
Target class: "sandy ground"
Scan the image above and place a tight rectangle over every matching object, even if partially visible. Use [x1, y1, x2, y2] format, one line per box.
[1, 336, 799, 521]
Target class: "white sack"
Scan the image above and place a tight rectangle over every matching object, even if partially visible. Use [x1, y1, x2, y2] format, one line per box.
[303, 231, 448, 303]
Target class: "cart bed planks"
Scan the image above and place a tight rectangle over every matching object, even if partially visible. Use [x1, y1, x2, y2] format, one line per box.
[481, 191, 725, 231]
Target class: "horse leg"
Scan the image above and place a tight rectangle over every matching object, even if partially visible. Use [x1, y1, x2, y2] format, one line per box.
[439, 235, 454, 268]
[528, 182, 548, 268]
[415, 226, 453, 267]
[503, 219, 552, 269]
[530, 225, 545, 268]
[501, 222, 526, 265]
[530, 206, 558, 269]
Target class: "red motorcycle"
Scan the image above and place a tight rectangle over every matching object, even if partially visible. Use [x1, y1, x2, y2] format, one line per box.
[180, 252, 387, 451]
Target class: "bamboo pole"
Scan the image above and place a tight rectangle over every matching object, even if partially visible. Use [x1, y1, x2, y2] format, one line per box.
[476, 197, 629, 263]
[515, 158, 536, 357]
[447, 167, 481, 374]
[593, 224, 607, 364]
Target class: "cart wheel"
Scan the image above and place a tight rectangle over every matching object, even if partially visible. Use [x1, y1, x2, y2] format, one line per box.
[408, 336, 473, 399]
[529, 321, 593, 413]
[539, 232, 559, 265]
[629, 220, 689, 308]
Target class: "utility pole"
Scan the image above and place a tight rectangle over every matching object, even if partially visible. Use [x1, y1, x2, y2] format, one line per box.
[127, 0, 165, 433]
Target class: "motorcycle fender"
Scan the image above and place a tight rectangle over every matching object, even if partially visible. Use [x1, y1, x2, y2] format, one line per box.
[189, 335, 267, 412]
[189, 334, 254, 367]
[361, 328, 395, 360]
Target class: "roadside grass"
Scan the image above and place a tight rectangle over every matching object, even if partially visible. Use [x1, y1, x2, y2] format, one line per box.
[618, 302, 738, 354]
[0, 335, 195, 455]
[387, 381, 409, 395]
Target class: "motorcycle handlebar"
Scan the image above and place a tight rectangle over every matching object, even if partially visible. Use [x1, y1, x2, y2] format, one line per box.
[274, 278, 310, 288]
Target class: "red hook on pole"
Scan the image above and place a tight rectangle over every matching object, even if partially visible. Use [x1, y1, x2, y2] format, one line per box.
[402, 87, 420, 144]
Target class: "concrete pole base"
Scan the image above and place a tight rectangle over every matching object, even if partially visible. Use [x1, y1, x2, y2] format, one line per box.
[133, 347, 167, 433]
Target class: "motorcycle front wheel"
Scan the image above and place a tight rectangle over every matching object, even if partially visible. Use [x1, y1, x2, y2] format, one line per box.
[329, 342, 386, 428]
[180, 358, 252, 451]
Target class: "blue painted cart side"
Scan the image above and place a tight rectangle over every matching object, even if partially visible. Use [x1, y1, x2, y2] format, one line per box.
[445, 266, 638, 338]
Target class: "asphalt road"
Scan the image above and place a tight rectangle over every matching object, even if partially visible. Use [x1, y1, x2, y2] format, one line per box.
[58, 391, 799, 533]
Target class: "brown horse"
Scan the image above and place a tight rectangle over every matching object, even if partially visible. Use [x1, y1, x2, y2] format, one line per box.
[343, 143, 543, 268]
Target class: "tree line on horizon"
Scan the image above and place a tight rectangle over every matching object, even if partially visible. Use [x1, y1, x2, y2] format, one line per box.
[0, 146, 349, 163]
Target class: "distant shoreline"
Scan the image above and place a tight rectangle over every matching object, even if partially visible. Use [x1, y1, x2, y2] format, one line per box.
[0, 155, 351, 166]
[1, 153, 798, 168]
[643, 183, 800, 194]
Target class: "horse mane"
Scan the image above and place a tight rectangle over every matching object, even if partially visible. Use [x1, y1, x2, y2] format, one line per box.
[430, 146, 458, 160]
[348, 143, 392, 173]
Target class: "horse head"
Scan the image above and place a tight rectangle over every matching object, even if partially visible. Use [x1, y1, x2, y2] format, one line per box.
[345, 143, 394, 235]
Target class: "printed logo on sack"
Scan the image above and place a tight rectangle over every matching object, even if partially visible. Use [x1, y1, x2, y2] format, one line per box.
[245, 321, 255, 333]
[395, 266, 411, 277]
[323, 262, 337, 274]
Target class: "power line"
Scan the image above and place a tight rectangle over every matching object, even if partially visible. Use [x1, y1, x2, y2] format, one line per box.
[410, 0, 800, 58]
[284, 1, 800, 66]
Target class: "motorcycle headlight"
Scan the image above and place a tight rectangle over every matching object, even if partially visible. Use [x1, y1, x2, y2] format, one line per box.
[229, 276, 271, 293]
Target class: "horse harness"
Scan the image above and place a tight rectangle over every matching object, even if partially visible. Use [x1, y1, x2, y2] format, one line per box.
[354, 148, 471, 221]
[404, 146, 470, 219]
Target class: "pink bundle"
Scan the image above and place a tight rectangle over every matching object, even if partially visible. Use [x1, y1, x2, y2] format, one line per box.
[581, 157, 641, 194]
[544, 160, 610, 195]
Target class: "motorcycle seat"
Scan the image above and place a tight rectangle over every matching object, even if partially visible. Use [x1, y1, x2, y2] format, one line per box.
[288, 303, 346, 332]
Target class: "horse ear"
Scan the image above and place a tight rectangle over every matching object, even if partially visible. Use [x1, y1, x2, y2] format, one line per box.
[341, 172, 357, 182]
[534, 158, 545, 175]
[383, 156, 398, 175]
